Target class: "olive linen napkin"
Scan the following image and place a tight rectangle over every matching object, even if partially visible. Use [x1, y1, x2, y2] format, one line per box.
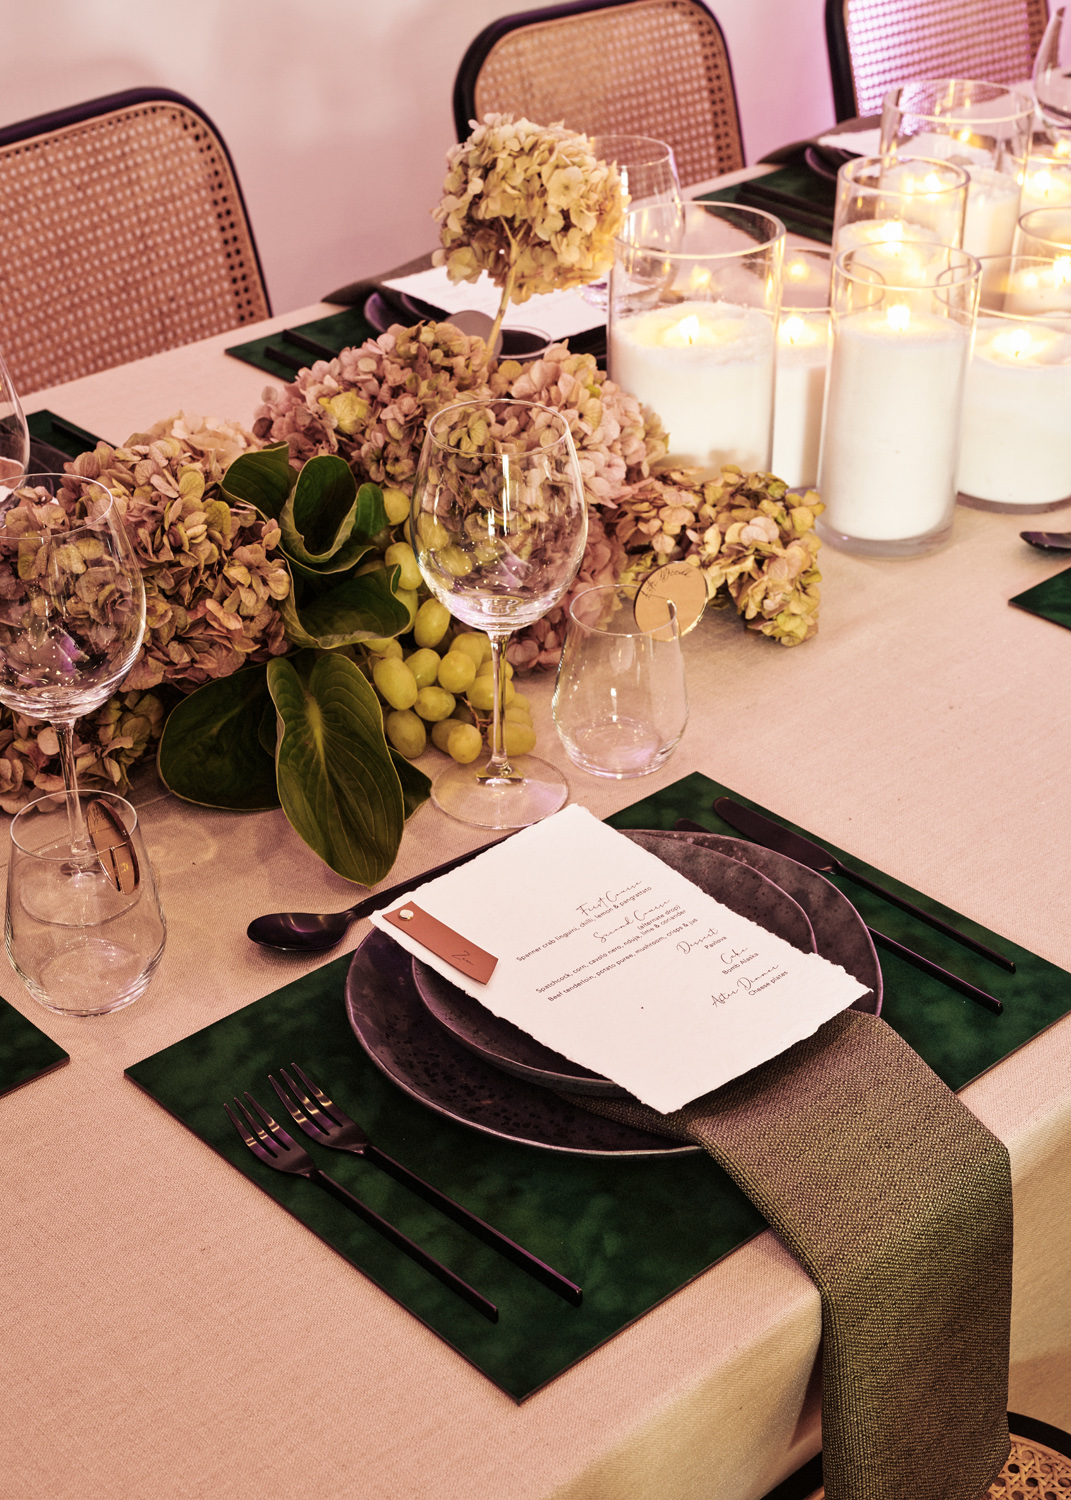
[576, 1008, 1012, 1500]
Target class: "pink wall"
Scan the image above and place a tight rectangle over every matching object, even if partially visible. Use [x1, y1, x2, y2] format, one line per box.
[0, 0, 835, 314]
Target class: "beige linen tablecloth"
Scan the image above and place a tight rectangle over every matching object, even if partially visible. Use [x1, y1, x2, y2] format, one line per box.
[4, 307, 1071, 1500]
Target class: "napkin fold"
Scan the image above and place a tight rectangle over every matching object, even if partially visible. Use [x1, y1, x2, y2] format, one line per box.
[576, 1008, 1011, 1500]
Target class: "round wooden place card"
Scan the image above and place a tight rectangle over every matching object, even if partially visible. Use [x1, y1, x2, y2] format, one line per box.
[634, 561, 707, 638]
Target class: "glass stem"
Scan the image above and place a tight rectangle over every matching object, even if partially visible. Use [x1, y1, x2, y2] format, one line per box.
[478, 631, 518, 783]
[54, 718, 91, 856]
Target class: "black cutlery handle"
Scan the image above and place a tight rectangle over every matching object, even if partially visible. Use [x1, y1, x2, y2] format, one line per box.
[282, 328, 339, 360]
[262, 345, 305, 373]
[366, 1144, 582, 1307]
[868, 927, 1003, 1016]
[836, 864, 1015, 974]
[313, 1168, 498, 1322]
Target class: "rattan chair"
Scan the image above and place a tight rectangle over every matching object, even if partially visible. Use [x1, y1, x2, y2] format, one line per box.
[0, 87, 271, 395]
[825, 0, 1049, 120]
[452, 0, 745, 188]
[758, 1412, 1071, 1499]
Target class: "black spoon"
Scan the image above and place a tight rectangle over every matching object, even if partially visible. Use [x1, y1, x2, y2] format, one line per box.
[1021, 530, 1071, 551]
[246, 833, 510, 951]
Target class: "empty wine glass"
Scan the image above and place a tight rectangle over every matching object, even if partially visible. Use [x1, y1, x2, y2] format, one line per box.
[0, 345, 30, 482]
[410, 400, 588, 829]
[0, 474, 146, 860]
[582, 135, 684, 308]
[1034, 7, 1071, 135]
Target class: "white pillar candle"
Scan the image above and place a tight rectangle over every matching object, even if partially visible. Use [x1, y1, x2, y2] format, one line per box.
[610, 300, 775, 471]
[962, 168, 1021, 258]
[771, 312, 830, 488]
[956, 316, 1071, 506]
[818, 304, 970, 540]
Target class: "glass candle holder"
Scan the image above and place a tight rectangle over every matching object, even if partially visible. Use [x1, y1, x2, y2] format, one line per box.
[1015, 206, 1071, 263]
[832, 156, 969, 260]
[609, 202, 784, 474]
[817, 244, 981, 557]
[956, 255, 1071, 511]
[879, 80, 1032, 258]
[771, 247, 832, 489]
[1016, 135, 1071, 217]
[552, 584, 688, 778]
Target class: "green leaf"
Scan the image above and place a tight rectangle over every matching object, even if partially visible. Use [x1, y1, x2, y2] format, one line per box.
[281, 455, 357, 565]
[389, 749, 432, 820]
[267, 652, 407, 884]
[157, 665, 280, 810]
[280, 567, 410, 649]
[221, 443, 294, 519]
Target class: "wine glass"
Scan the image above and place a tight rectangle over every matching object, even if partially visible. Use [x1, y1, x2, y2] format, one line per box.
[1034, 7, 1071, 135]
[0, 345, 30, 482]
[0, 474, 146, 863]
[582, 135, 684, 309]
[410, 400, 588, 829]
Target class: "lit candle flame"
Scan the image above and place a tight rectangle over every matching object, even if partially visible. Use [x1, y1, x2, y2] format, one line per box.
[992, 327, 1035, 361]
[886, 303, 911, 333]
[786, 258, 811, 283]
[780, 314, 806, 345]
[678, 314, 701, 345]
[1055, 256, 1071, 286]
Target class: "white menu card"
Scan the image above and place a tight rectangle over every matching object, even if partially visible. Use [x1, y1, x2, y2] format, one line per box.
[384, 266, 604, 340]
[372, 806, 867, 1113]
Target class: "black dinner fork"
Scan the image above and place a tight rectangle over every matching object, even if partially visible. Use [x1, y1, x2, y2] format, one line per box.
[270, 1065, 582, 1307]
[224, 1094, 498, 1322]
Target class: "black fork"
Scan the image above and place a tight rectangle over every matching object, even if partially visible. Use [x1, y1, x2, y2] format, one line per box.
[271, 1065, 582, 1307]
[224, 1094, 498, 1322]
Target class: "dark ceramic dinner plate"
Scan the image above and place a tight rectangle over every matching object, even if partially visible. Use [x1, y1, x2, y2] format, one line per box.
[344, 830, 881, 1157]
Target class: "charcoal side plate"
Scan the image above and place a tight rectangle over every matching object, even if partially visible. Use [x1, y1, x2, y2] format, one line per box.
[412, 841, 817, 1097]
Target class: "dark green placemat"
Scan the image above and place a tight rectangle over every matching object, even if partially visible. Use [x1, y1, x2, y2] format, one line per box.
[0, 991, 68, 1097]
[1010, 566, 1071, 632]
[610, 773, 1069, 1093]
[701, 165, 835, 245]
[125, 771, 1071, 1399]
[225, 308, 378, 378]
[125, 953, 762, 1401]
[27, 410, 106, 462]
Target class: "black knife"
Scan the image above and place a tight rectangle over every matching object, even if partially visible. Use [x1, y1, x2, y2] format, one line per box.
[713, 798, 1014, 974]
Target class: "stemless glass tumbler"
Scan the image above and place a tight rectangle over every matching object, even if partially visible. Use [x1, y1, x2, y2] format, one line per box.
[552, 585, 688, 778]
[7, 790, 166, 1015]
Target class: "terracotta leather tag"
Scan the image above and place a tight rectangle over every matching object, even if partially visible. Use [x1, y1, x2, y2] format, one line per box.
[382, 901, 498, 984]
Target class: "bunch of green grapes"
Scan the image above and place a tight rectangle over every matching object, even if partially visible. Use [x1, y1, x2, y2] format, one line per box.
[361, 542, 537, 766]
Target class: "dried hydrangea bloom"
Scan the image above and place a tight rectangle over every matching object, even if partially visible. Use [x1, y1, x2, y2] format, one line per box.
[613, 467, 823, 646]
[254, 322, 491, 486]
[68, 418, 290, 691]
[0, 690, 165, 813]
[432, 115, 628, 342]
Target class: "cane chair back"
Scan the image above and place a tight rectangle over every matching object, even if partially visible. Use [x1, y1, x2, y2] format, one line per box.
[453, 0, 745, 188]
[0, 88, 270, 395]
[826, 0, 1049, 120]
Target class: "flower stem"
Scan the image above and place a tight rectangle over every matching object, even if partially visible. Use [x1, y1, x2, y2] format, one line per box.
[487, 257, 518, 357]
